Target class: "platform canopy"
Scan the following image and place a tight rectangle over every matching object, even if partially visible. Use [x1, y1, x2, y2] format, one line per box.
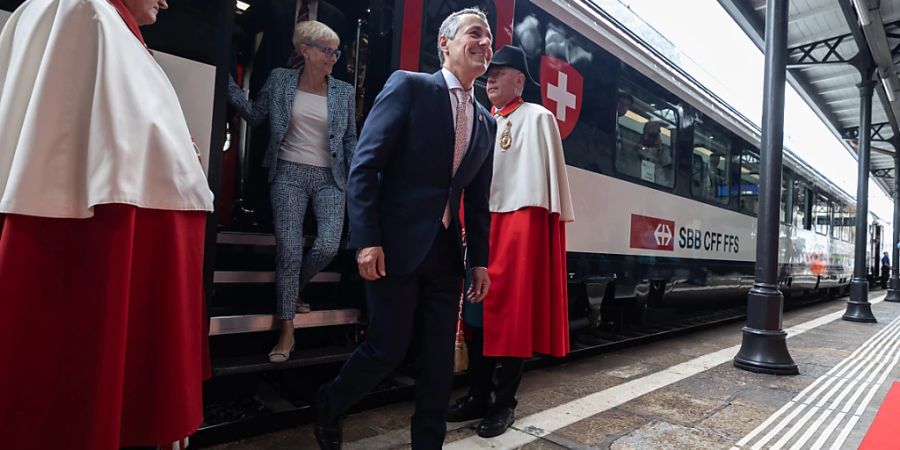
[719, 0, 900, 197]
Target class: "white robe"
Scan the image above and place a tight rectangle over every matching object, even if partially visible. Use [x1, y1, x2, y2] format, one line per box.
[0, 0, 213, 218]
[490, 102, 575, 222]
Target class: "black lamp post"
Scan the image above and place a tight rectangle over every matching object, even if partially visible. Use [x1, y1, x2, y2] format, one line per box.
[733, 0, 798, 375]
[843, 74, 878, 322]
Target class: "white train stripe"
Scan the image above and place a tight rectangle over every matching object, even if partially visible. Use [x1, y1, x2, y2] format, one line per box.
[736, 312, 900, 449]
[443, 296, 886, 450]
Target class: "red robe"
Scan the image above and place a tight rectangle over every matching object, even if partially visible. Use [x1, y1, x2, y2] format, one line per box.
[482, 207, 569, 357]
[0, 206, 208, 449]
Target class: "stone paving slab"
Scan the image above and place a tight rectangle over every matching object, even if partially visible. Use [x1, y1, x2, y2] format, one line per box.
[610, 421, 733, 449]
[206, 295, 900, 449]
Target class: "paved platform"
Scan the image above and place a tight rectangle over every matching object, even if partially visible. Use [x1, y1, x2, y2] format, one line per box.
[206, 293, 900, 449]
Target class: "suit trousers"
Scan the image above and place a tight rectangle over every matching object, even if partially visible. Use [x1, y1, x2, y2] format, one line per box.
[466, 326, 526, 413]
[270, 161, 345, 320]
[320, 227, 464, 449]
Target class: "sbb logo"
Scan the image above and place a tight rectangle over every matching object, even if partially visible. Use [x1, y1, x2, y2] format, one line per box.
[630, 214, 675, 251]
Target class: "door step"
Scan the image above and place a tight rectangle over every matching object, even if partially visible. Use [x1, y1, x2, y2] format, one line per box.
[209, 308, 360, 335]
[213, 271, 341, 284]
[212, 345, 355, 376]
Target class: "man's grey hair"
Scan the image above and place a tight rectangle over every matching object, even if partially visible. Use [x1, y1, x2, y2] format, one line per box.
[437, 7, 489, 64]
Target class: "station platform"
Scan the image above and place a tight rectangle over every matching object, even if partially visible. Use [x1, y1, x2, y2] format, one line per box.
[206, 293, 900, 449]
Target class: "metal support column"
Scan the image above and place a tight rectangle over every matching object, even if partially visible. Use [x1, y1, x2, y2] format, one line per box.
[733, 0, 798, 375]
[844, 74, 878, 322]
[885, 138, 900, 302]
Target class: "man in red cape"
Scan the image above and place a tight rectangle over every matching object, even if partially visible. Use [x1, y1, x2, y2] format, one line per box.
[0, 1, 213, 448]
[447, 45, 574, 438]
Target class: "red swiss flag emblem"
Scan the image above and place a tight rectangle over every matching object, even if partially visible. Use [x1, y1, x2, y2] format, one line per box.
[540, 55, 583, 140]
[630, 214, 675, 251]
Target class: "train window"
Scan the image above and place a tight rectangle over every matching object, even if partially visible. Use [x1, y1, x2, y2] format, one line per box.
[615, 83, 677, 188]
[691, 121, 730, 203]
[781, 172, 792, 224]
[845, 206, 854, 241]
[793, 179, 809, 229]
[830, 201, 840, 238]
[739, 149, 760, 214]
[837, 204, 851, 241]
[814, 194, 830, 235]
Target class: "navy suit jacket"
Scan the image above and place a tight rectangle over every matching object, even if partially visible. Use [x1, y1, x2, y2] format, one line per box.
[347, 70, 496, 275]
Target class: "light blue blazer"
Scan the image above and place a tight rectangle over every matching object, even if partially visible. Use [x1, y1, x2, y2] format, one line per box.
[228, 68, 357, 189]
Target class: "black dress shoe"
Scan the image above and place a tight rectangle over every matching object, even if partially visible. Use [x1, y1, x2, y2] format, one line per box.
[446, 395, 490, 422]
[314, 386, 343, 450]
[476, 408, 515, 438]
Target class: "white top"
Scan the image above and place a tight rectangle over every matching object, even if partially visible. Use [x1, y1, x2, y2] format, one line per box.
[490, 103, 574, 222]
[0, 0, 213, 218]
[441, 68, 475, 152]
[278, 90, 331, 167]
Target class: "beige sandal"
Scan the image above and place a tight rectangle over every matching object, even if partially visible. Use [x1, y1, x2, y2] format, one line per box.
[268, 343, 295, 363]
[296, 301, 311, 314]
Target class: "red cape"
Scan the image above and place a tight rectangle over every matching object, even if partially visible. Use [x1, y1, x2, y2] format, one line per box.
[481, 207, 569, 358]
[0, 205, 208, 448]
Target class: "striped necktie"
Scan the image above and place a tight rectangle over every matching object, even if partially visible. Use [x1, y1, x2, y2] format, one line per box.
[442, 88, 471, 228]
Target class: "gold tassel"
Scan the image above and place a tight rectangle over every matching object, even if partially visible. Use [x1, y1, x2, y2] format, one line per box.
[453, 289, 468, 373]
[454, 334, 468, 373]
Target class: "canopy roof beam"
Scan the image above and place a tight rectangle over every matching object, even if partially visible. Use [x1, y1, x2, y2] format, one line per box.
[843, 121, 894, 142]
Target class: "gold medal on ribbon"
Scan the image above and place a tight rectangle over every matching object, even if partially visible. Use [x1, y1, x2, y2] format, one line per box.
[500, 120, 512, 150]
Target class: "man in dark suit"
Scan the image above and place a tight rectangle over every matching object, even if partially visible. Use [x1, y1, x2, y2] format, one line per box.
[314, 7, 496, 450]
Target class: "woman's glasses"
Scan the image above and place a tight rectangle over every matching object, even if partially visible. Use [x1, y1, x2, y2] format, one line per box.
[303, 41, 341, 59]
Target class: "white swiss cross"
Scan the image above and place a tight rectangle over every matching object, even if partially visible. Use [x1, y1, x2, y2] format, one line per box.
[546, 71, 577, 121]
[654, 223, 672, 247]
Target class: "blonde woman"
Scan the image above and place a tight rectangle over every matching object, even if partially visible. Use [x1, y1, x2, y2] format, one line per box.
[228, 21, 357, 363]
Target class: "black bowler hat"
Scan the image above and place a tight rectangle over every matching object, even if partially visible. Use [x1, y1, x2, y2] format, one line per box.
[489, 45, 538, 86]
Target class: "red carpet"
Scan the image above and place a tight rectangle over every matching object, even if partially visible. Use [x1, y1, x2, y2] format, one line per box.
[860, 381, 900, 449]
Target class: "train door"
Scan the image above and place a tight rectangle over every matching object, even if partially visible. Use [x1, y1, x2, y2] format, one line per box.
[871, 222, 883, 281]
[224, 0, 399, 231]
[206, 0, 403, 354]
